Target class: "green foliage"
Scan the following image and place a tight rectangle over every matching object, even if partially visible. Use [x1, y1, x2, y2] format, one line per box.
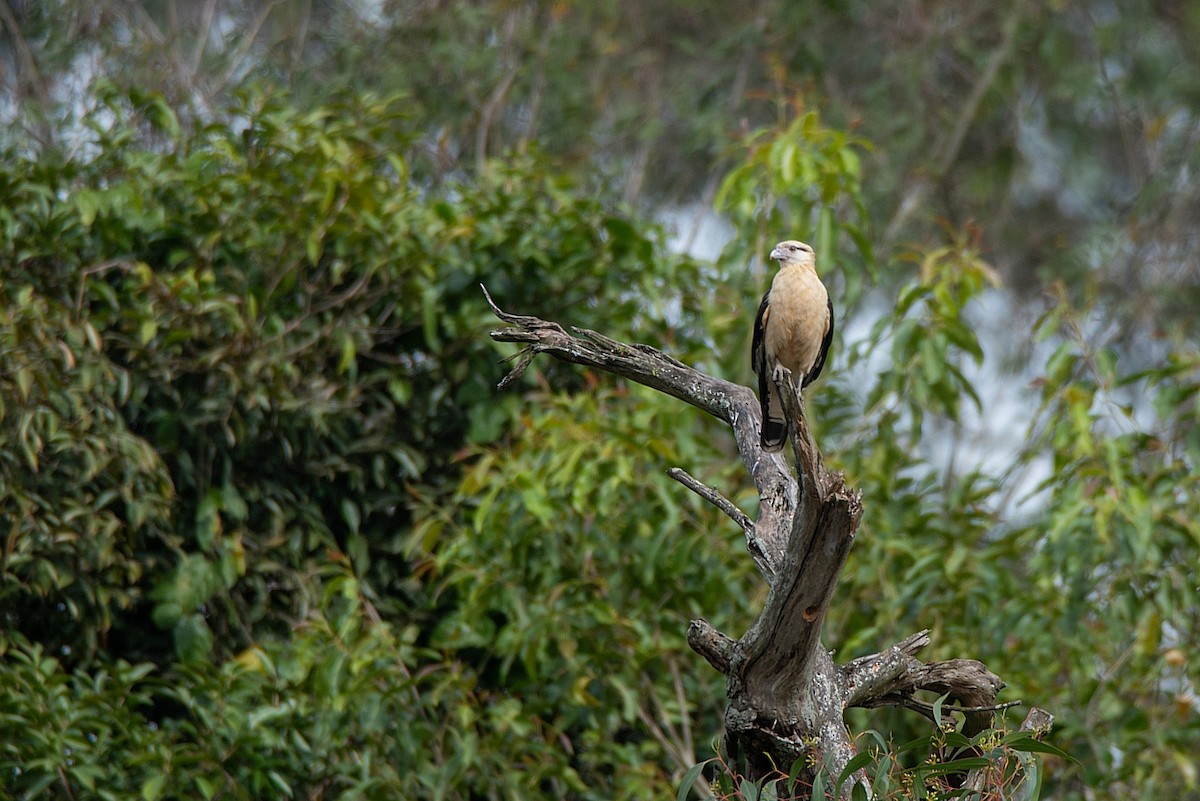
[716, 105, 873, 302]
[814, 230, 1003, 660]
[2, 16, 1200, 795]
[679, 722, 1070, 800]
[705, 103, 874, 398]
[0, 567, 517, 800]
[0, 281, 175, 658]
[1, 85, 696, 667]
[819, 235, 1200, 797]
[9, 0, 1200, 329]
[0, 83, 726, 800]
[997, 297, 1200, 797]
[408, 386, 755, 799]
[852, 224, 996, 440]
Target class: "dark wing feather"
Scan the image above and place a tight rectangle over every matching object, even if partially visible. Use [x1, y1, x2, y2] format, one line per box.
[751, 292, 770, 375]
[752, 292, 787, 451]
[802, 296, 835, 388]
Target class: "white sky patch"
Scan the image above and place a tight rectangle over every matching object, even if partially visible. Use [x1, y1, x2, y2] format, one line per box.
[351, 0, 388, 28]
[660, 203, 735, 262]
[45, 45, 107, 159]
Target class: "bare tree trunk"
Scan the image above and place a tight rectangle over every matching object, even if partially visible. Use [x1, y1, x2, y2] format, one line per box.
[482, 286, 1051, 798]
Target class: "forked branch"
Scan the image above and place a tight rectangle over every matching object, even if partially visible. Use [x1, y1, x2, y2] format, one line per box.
[483, 285, 1051, 795]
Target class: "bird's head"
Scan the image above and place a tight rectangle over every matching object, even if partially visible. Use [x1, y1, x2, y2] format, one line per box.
[769, 240, 816, 268]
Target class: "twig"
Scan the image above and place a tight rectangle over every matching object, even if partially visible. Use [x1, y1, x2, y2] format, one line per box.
[667, 467, 773, 581]
[0, 0, 48, 106]
[208, 0, 283, 101]
[0, 0, 36, 80]
[291, 0, 313, 66]
[865, 696, 1023, 716]
[76, 259, 136, 311]
[883, 2, 1026, 244]
[189, 0, 218, 77]
[669, 656, 696, 764]
[475, 9, 522, 171]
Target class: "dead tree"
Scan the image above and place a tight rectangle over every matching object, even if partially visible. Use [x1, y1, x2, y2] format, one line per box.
[483, 286, 1051, 798]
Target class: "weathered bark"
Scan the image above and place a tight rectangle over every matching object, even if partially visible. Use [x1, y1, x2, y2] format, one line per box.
[483, 286, 1051, 798]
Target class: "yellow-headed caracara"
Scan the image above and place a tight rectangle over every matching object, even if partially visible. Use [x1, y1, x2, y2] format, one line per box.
[751, 240, 834, 452]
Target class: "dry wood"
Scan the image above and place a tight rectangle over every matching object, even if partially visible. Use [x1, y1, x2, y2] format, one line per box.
[483, 285, 1051, 798]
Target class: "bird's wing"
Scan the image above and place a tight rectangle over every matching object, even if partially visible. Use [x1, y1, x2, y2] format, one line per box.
[752, 291, 787, 451]
[802, 296, 835, 388]
[751, 292, 770, 375]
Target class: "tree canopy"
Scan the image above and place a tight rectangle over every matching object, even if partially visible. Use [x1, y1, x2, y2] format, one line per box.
[1, 2, 1198, 799]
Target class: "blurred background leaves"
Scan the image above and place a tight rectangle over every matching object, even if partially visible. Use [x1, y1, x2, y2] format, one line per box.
[0, 1, 1197, 799]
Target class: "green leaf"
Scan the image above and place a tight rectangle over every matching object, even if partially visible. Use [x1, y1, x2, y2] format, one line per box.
[173, 614, 214, 662]
[837, 750, 874, 789]
[421, 284, 441, 349]
[141, 773, 167, 801]
[23, 773, 58, 798]
[220, 483, 248, 521]
[932, 692, 950, 730]
[676, 760, 711, 801]
[811, 766, 826, 801]
[144, 94, 181, 138]
[139, 319, 158, 345]
[1002, 733, 1075, 761]
[267, 770, 294, 797]
[337, 331, 357, 375]
[341, 499, 361, 535]
[912, 756, 991, 776]
[195, 776, 217, 801]
[817, 205, 834, 265]
[195, 491, 222, 551]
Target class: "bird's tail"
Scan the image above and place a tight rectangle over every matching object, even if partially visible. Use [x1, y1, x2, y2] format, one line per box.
[759, 387, 788, 452]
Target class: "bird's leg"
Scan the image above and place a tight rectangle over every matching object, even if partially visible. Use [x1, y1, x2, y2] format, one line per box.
[772, 364, 806, 400]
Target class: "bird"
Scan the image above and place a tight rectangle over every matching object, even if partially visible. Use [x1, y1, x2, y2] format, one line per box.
[751, 240, 834, 452]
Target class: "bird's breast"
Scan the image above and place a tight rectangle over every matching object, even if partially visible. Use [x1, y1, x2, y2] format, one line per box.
[765, 267, 829, 376]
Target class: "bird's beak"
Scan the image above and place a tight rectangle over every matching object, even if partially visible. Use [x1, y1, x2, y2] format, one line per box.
[768, 246, 782, 261]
